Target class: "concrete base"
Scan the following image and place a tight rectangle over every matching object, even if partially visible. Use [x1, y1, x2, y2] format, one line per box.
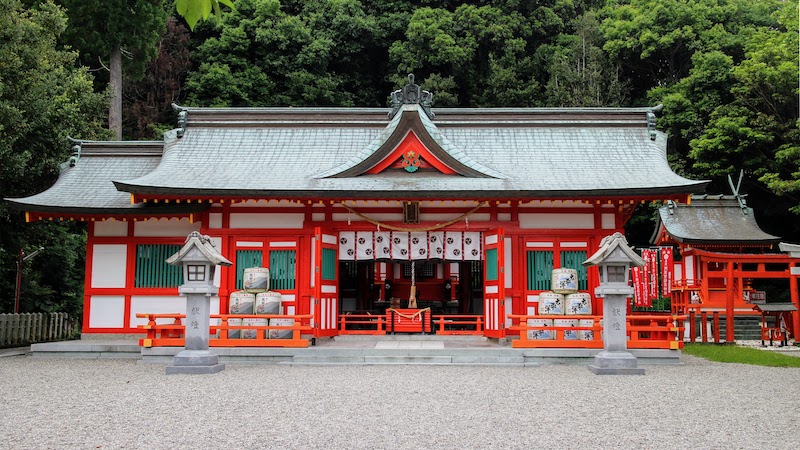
[165, 364, 225, 375]
[587, 350, 645, 375]
[165, 350, 225, 375]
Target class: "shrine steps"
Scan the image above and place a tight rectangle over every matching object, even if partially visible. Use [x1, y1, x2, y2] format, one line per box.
[29, 336, 683, 366]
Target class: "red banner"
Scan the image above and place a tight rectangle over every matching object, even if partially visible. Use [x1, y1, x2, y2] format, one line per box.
[660, 247, 673, 296]
[650, 249, 659, 300]
[632, 266, 646, 307]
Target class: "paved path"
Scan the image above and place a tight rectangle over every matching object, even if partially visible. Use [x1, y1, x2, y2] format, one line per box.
[1, 354, 798, 449]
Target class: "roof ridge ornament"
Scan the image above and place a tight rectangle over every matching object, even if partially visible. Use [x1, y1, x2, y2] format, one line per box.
[172, 103, 188, 138]
[389, 74, 434, 120]
[727, 169, 748, 215]
[647, 104, 662, 141]
[60, 137, 82, 172]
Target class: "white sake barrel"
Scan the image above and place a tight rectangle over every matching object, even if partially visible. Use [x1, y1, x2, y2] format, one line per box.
[554, 318, 579, 340]
[527, 318, 554, 340]
[255, 291, 282, 315]
[227, 318, 243, 339]
[229, 291, 255, 315]
[243, 267, 269, 292]
[578, 318, 595, 340]
[538, 292, 564, 315]
[551, 268, 578, 294]
[269, 318, 295, 339]
[241, 317, 266, 339]
[565, 293, 592, 315]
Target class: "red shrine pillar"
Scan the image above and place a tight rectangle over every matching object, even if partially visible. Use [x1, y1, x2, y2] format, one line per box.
[791, 264, 799, 340]
[726, 261, 735, 343]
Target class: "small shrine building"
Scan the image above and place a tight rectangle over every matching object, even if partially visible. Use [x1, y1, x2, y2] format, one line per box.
[652, 195, 800, 340]
[7, 78, 708, 339]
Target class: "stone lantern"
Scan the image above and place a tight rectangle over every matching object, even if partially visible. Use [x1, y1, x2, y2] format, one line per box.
[583, 232, 646, 375]
[164, 231, 232, 375]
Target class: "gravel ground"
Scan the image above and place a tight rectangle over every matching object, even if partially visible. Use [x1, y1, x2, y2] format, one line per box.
[1, 355, 799, 449]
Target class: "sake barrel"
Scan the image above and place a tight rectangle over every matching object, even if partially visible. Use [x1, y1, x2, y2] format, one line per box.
[241, 317, 266, 339]
[578, 318, 595, 340]
[551, 268, 579, 294]
[229, 291, 255, 315]
[526, 318, 554, 340]
[538, 292, 564, 315]
[227, 318, 243, 339]
[269, 318, 295, 339]
[255, 291, 282, 315]
[565, 293, 592, 315]
[554, 318, 579, 340]
[243, 267, 270, 293]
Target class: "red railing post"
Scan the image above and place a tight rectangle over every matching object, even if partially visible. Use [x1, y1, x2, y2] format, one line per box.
[700, 311, 708, 343]
[713, 311, 721, 343]
[689, 310, 696, 343]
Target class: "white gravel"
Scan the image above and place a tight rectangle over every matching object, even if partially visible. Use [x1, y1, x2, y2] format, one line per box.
[1, 355, 799, 449]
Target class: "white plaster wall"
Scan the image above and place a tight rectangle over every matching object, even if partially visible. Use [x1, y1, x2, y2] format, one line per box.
[91, 244, 127, 288]
[685, 256, 695, 281]
[311, 213, 325, 221]
[88, 296, 125, 328]
[229, 213, 304, 229]
[208, 213, 223, 229]
[601, 213, 616, 229]
[93, 220, 128, 237]
[498, 213, 511, 222]
[519, 213, 594, 229]
[129, 296, 222, 328]
[418, 213, 491, 222]
[134, 218, 200, 237]
[332, 213, 403, 222]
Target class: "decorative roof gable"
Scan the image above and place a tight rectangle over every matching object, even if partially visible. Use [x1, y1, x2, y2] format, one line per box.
[315, 103, 505, 179]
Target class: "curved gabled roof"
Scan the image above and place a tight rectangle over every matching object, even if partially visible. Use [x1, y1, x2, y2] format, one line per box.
[5, 141, 205, 216]
[113, 105, 707, 200]
[315, 104, 505, 179]
[653, 195, 780, 245]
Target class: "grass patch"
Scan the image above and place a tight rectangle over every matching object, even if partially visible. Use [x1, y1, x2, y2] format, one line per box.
[683, 343, 800, 367]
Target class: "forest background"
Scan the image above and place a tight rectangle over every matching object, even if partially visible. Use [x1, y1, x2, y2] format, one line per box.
[0, 0, 798, 315]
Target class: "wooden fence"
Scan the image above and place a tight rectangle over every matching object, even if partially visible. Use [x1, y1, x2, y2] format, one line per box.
[0, 313, 77, 347]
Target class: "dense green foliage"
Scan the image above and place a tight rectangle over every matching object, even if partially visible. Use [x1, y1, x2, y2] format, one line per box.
[0, 0, 110, 315]
[1, 0, 798, 316]
[683, 343, 800, 367]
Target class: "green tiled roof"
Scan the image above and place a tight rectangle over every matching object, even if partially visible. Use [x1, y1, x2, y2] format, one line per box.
[655, 195, 780, 244]
[5, 141, 204, 215]
[114, 105, 706, 199]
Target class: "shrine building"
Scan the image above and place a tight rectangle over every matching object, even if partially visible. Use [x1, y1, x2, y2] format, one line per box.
[7, 78, 708, 340]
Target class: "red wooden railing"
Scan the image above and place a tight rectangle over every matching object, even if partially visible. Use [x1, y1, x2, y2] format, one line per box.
[508, 314, 685, 349]
[433, 314, 483, 335]
[339, 314, 386, 335]
[137, 313, 313, 348]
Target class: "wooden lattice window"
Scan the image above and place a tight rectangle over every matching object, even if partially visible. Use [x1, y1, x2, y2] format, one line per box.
[527, 250, 554, 291]
[560, 250, 588, 290]
[270, 250, 296, 290]
[135, 244, 183, 288]
[235, 250, 262, 290]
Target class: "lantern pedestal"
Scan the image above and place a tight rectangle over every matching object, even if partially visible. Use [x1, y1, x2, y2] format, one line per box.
[582, 233, 646, 376]
[163, 232, 231, 375]
[166, 293, 224, 375]
[587, 289, 644, 375]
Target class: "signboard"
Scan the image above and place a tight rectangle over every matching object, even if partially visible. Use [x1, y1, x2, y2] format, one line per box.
[745, 290, 766, 304]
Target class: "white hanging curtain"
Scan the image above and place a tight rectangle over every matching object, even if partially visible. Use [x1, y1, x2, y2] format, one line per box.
[339, 231, 481, 261]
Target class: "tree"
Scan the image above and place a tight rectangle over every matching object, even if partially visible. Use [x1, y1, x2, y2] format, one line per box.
[123, 18, 193, 139]
[185, 0, 385, 107]
[0, 0, 109, 314]
[60, 0, 168, 139]
[176, 0, 236, 30]
[543, 11, 628, 107]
